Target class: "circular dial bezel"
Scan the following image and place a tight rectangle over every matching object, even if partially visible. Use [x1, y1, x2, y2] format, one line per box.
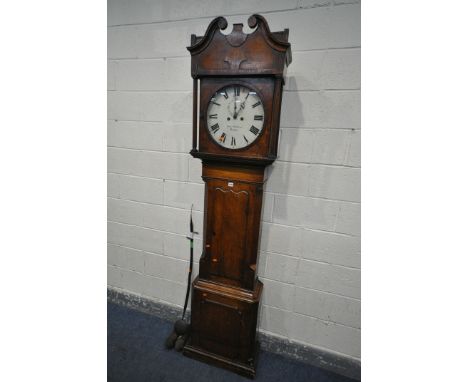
[205, 83, 266, 151]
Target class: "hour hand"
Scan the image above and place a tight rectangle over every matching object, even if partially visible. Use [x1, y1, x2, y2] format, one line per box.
[239, 100, 246, 112]
[237, 94, 249, 115]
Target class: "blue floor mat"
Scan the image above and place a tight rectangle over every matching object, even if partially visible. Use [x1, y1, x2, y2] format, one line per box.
[108, 302, 356, 382]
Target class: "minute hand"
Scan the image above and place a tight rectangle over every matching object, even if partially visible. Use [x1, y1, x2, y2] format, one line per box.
[236, 94, 250, 117]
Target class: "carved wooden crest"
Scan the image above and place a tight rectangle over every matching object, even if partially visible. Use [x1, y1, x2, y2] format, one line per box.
[187, 14, 291, 78]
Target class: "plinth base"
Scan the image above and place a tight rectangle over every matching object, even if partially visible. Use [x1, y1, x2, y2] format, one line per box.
[183, 340, 259, 379]
[183, 277, 262, 378]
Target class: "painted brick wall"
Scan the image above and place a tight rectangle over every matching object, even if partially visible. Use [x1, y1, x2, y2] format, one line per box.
[107, 0, 361, 361]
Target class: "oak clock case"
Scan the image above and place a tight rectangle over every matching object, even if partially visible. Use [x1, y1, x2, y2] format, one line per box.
[182, 14, 291, 379]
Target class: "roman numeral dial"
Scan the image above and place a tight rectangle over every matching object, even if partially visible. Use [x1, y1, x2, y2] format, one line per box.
[206, 84, 265, 150]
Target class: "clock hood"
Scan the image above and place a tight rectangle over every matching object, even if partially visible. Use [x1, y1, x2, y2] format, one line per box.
[187, 14, 291, 79]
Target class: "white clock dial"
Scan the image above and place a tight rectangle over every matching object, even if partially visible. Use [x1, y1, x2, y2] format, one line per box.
[206, 85, 265, 149]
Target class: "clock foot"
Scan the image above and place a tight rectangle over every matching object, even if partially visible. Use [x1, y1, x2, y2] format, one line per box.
[183, 341, 257, 379]
[183, 277, 262, 378]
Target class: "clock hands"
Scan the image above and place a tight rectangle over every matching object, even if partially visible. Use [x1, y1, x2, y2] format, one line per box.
[238, 93, 250, 115]
[233, 90, 238, 118]
[233, 92, 249, 119]
[207, 86, 264, 149]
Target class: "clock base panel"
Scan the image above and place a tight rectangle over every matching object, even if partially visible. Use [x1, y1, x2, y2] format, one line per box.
[183, 277, 262, 378]
[183, 341, 259, 379]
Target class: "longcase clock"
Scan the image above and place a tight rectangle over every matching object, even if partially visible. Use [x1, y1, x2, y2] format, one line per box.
[182, 14, 291, 378]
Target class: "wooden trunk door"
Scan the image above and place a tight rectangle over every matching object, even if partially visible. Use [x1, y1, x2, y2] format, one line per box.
[205, 179, 250, 284]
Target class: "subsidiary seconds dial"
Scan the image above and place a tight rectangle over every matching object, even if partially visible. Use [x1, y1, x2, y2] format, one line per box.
[206, 85, 265, 149]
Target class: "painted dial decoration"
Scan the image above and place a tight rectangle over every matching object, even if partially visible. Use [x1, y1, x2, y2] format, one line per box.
[206, 85, 265, 149]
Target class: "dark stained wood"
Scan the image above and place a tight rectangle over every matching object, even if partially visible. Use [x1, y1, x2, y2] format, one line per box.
[192, 79, 198, 151]
[188, 14, 291, 78]
[202, 162, 265, 183]
[184, 277, 263, 378]
[269, 77, 284, 158]
[183, 14, 291, 378]
[199, 162, 265, 290]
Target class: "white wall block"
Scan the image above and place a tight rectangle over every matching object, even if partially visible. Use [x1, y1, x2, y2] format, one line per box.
[108, 147, 138, 175]
[164, 232, 202, 262]
[139, 202, 204, 236]
[147, 276, 186, 307]
[265, 162, 310, 196]
[257, 251, 268, 278]
[116, 174, 164, 205]
[278, 129, 349, 165]
[272, 194, 340, 231]
[281, 91, 360, 130]
[260, 223, 302, 257]
[114, 58, 191, 91]
[108, 0, 299, 26]
[108, 26, 138, 59]
[107, 173, 120, 198]
[260, 305, 293, 338]
[281, 91, 327, 128]
[345, 130, 360, 167]
[264, 253, 299, 284]
[108, 91, 192, 123]
[267, 8, 331, 51]
[188, 156, 203, 183]
[134, 19, 210, 59]
[298, 0, 332, 9]
[108, 172, 165, 205]
[284, 52, 323, 91]
[108, 5, 360, 55]
[108, 221, 164, 255]
[162, 123, 192, 153]
[301, 229, 360, 268]
[121, 269, 151, 296]
[295, 259, 360, 299]
[108, 148, 189, 181]
[108, 2, 360, 360]
[308, 165, 361, 202]
[108, 265, 124, 289]
[260, 278, 295, 311]
[135, 201, 183, 232]
[108, 61, 116, 90]
[163, 181, 204, 211]
[192, 210, 204, 235]
[261, 193, 274, 223]
[325, 91, 360, 130]
[290, 313, 360, 358]
[335, 202, 360, 236]
[328, 4, 360, 48]
[285, 49, 360, 91]
[108, 197, 144, 227]
[144, 253, 188, 284]
[334, 0, 360, 5]
[108, 243, 127, 268]
[108, 91, 140, 121]
[310, 130, 351, 164]
[269, 5, 360, 51]
[108, 120, 164, 151]
[125, 247, 146, 273]
[294, 287, 360, 328]
[321, 49, 360, 90]
[108, 244, 145, 273]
